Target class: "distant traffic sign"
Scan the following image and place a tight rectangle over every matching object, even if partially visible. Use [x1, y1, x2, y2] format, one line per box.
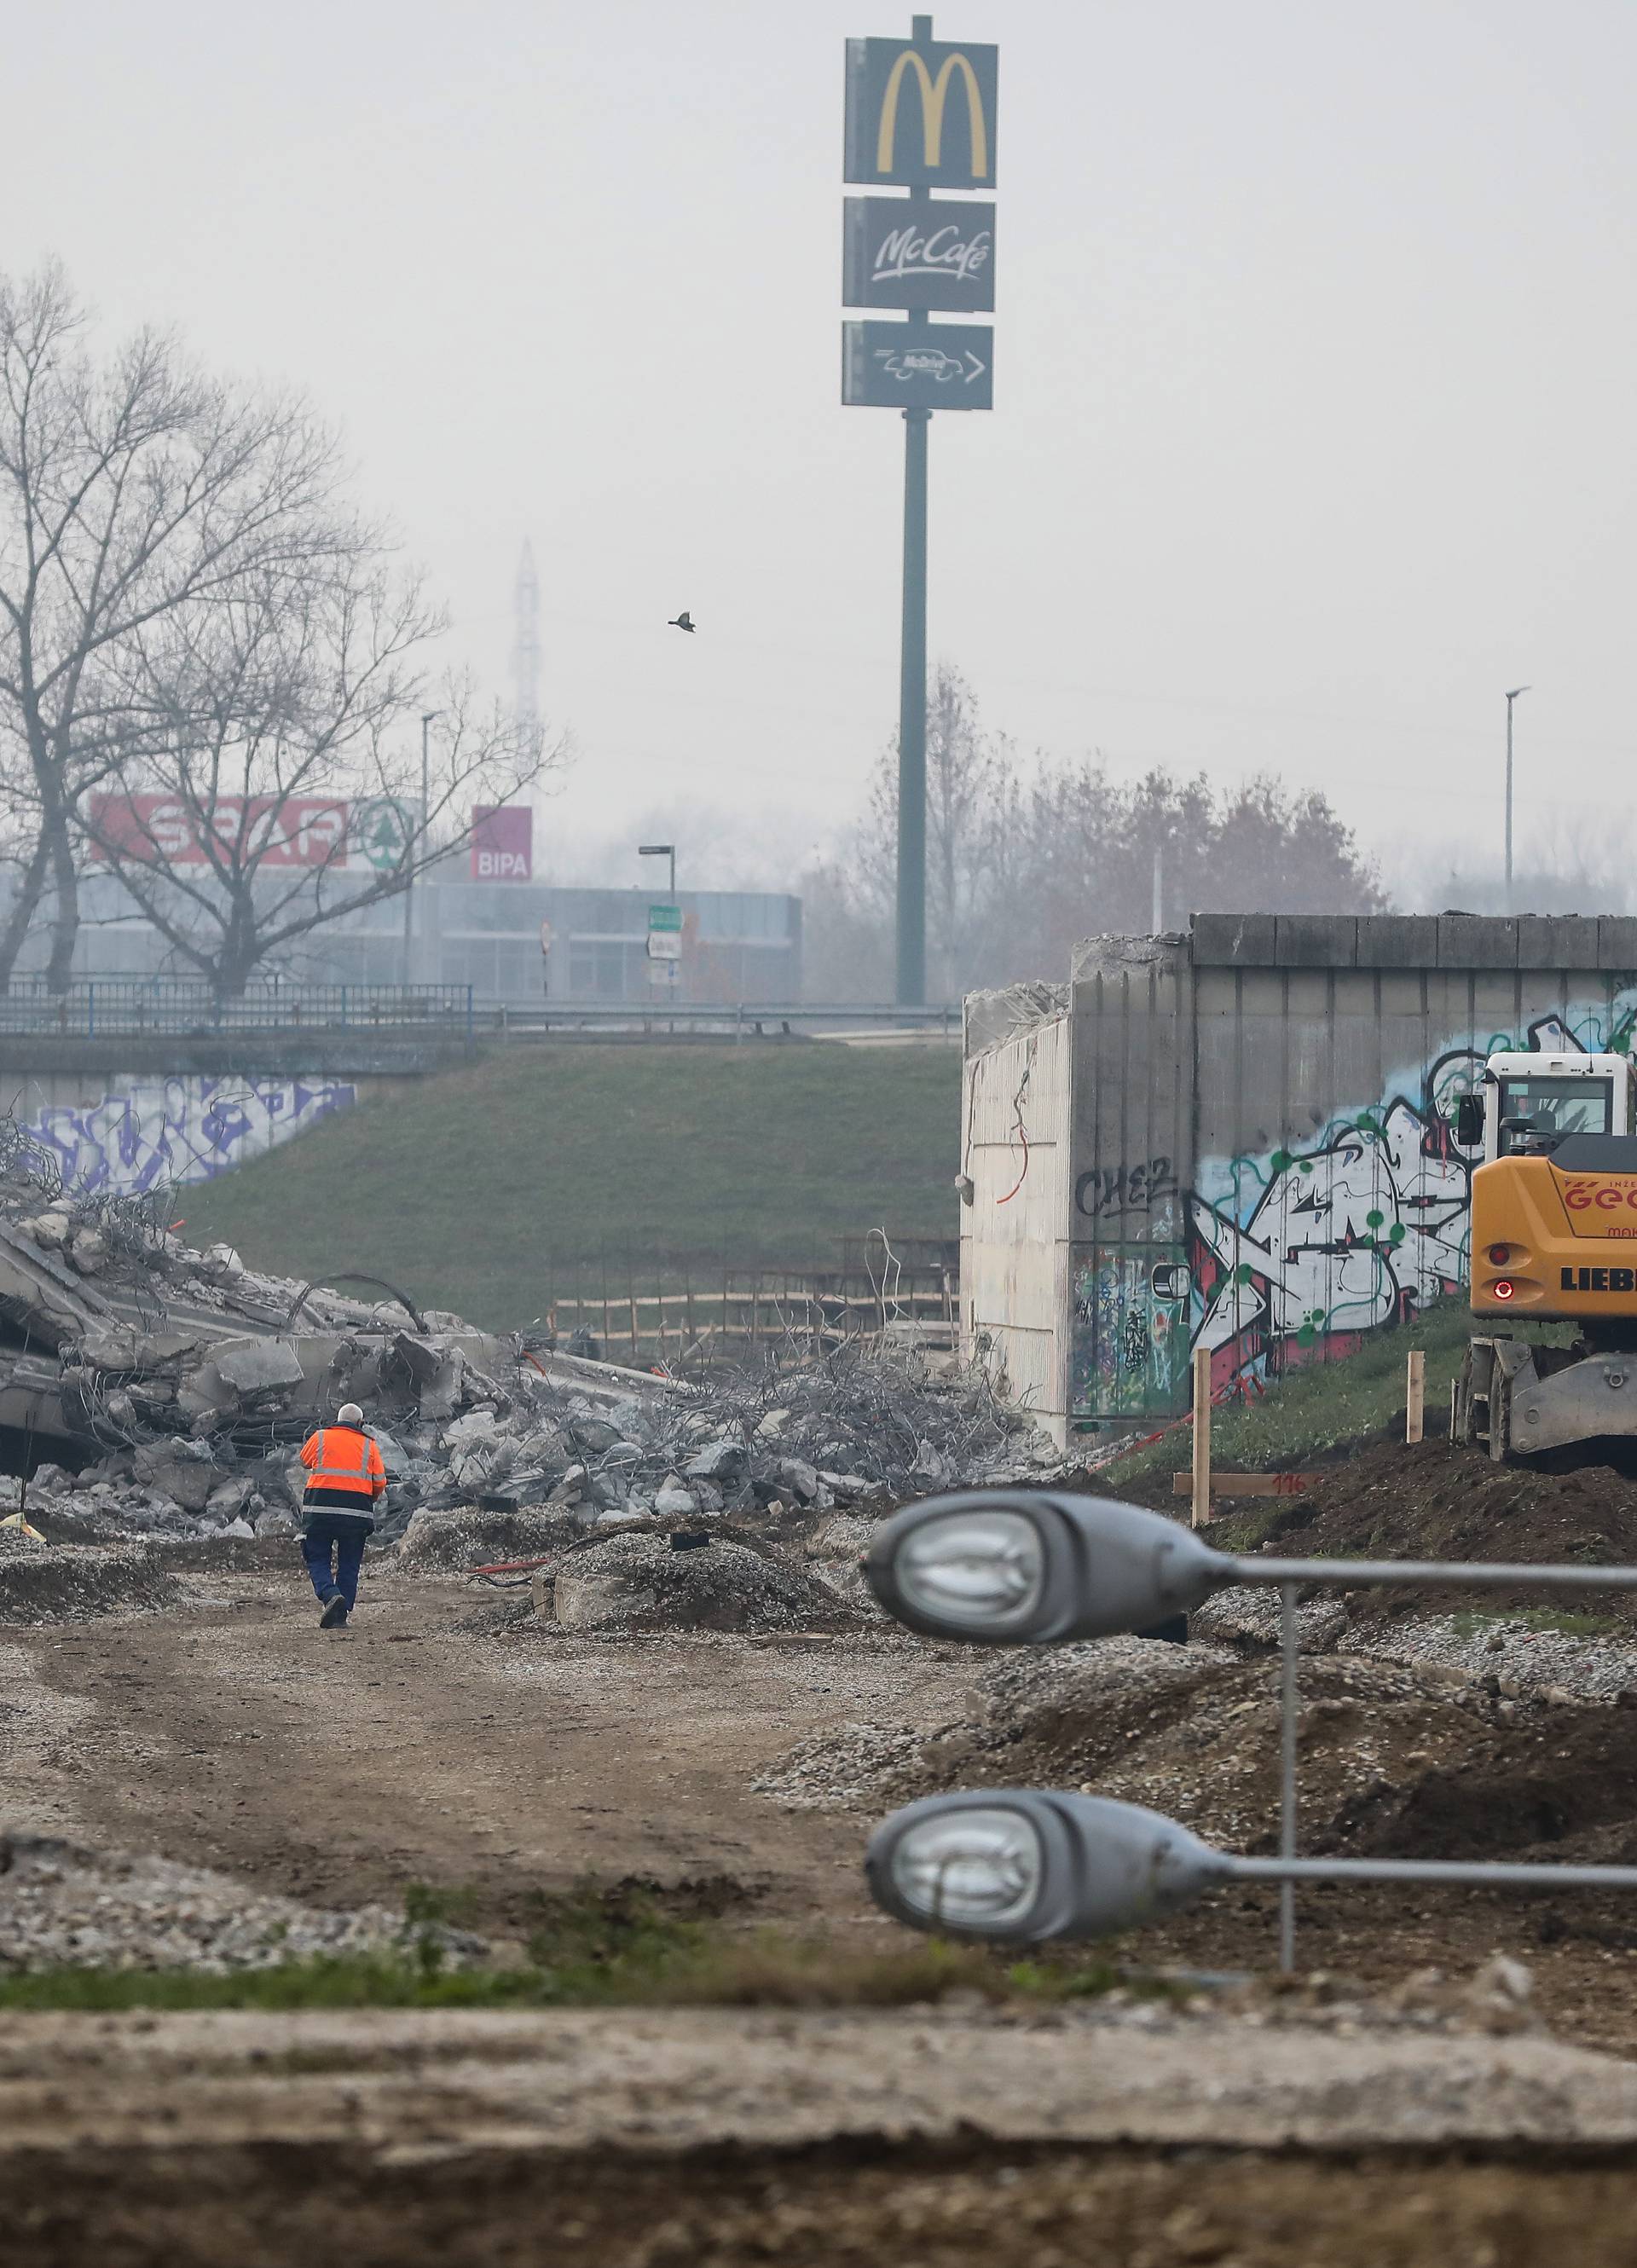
[842, 321, 993, 410]
[648, 904, 683, 932]
[843, 195, 994, 311]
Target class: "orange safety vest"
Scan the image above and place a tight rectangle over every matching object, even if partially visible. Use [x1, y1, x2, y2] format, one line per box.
[300, 1426, 385, 1499]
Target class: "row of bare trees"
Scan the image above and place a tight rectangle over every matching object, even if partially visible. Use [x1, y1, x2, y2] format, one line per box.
[801, 666, 1386, 1000]
[0, 264, 560, 997]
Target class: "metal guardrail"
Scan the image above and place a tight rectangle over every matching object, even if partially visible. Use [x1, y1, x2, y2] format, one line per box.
[0, 980, 477, 1039]
[0, 981, 962, 1041]
[489, 1002, 962, 1040]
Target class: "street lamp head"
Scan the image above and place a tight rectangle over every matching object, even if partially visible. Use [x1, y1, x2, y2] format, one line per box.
[865, 1789, 1228, 1942]
[865, 1490, 1230, 1644]
[1505, 686, 1531, 701]
[638, 843, 674, 857]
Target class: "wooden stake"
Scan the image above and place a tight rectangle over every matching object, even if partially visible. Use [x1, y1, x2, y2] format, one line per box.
[1190, 1342, 1212, 1529]
[1406, 1348, 1426, 1444]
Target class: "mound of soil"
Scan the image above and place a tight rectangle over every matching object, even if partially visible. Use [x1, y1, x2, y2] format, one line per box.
[1206, 1438, 1637, 1620]
[881, 1645, 1637, 1872]
[551, 1532, 854, 1634]
[398, 1507, 581, 1575]
[0, 1538, 183, 1625]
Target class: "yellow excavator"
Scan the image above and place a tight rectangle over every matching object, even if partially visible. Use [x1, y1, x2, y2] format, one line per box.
[1455, 1046, 1637, 1458]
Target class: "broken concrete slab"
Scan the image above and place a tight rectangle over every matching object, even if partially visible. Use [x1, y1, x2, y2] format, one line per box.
[209, 1339, 307, 1394]
[131, 1447, 219, 1515]
[685, 1438, 748, 1484]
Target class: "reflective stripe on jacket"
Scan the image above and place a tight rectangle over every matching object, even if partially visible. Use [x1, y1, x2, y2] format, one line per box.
[299, 1426, 386, 1499]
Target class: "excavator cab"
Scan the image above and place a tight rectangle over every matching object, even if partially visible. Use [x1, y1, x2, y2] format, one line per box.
[1455, 1052, 1634, 1162]
[1455, 1050, 1637, 1460]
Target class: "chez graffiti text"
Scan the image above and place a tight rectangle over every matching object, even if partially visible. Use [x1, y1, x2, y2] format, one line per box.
[1074, 1156, 1179, 1220]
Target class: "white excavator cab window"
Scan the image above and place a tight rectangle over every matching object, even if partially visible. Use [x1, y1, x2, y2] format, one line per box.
[1496, 1074, 1612, 1154]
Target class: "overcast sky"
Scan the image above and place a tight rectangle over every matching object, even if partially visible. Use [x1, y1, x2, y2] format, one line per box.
[6, 0, 1634, 891]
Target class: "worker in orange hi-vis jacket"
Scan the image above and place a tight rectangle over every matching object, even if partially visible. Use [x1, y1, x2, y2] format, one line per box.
[298, 1402, 386, 1630]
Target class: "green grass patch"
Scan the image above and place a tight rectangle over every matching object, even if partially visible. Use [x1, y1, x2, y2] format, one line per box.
[178, 1044, 961, 1331]
[1102, 1301, 1577, 1484]
[0, 1880, 1186, 2014]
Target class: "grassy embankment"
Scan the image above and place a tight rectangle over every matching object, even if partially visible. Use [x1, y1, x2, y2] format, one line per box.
[182, 1045, 962, 1333]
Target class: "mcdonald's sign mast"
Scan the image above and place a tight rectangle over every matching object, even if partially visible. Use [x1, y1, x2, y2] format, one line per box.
[842, 17, 997, 1007]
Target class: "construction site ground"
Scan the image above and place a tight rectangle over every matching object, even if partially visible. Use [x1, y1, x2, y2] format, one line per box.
[13, 1513, 1637, 2263]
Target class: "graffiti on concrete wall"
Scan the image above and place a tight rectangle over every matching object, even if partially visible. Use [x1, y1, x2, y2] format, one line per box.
[1186, 1004, 1636, 1403]
[1072, 997, 1637, 1420]
[20, 1075, 356, 1197]
[1070, 1249, 1192, 1417]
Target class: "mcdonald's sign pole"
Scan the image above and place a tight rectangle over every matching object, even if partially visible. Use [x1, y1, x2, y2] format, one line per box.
[898, 402, 930, 1005]
[842, 16, 997, 1008]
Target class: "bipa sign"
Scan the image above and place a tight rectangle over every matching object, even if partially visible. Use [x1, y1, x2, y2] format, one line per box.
[470, 805, 533, 882]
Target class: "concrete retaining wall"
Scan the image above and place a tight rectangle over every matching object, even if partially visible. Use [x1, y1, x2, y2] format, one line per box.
[965, 913, 1637, 1445]
[3, 1070, 372, 1196]
[0, 1034, 469, 1198]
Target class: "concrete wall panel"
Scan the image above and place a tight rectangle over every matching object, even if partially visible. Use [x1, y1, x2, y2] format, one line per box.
[964, 917, 1637, 1444]
[961, 1015, 1072, 1439]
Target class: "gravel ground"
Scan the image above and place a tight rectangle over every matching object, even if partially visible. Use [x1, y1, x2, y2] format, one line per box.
[5, 1997, 1637, 2155]
[1197, 1581, 1637, 1703]
[0, 1831, 487, 1974]
[752, 1636, 1234, 1812]
[1342, 1611, 1637, 1703]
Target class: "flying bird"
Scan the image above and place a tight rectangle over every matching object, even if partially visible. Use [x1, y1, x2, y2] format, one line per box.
[668, 610, 695, 634]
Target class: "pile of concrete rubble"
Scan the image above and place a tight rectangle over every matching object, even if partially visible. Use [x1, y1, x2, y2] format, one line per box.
[0, 1830, 488, 1973]
[0, 1123, 1063, 1554]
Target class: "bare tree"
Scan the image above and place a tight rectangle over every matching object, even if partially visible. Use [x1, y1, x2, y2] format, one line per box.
[81, 562, 558, 992]
[854, 663, 1022, 997]
[0, 263, 352, 990]
[824, 670, 1386, 997]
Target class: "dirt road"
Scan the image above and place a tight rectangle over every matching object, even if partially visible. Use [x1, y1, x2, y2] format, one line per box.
[16, 1560, 1637, 2264]
[9, 2005, 1637, 2265]
[1, 1559, 972, 1935]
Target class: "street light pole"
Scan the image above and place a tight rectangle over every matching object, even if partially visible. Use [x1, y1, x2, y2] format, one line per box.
[1504, 685, 1530, 909]
[639, 842, 677, 900]
[402, 709, 441, 987]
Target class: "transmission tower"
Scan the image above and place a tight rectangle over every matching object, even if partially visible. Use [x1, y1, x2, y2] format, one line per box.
[512, 538, 541, 750]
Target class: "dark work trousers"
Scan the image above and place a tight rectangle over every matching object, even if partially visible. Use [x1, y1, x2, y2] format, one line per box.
[301, 1513, 370, 1611]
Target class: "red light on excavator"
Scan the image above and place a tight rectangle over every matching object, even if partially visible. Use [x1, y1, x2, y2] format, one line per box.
[1493, 1280, 1515, 1302]
[1488, 1244, 1510, 1265]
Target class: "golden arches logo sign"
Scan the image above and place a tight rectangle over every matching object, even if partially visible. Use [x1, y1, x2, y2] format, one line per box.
[876, 49, 988, 177]
[844, 35, 998, 190]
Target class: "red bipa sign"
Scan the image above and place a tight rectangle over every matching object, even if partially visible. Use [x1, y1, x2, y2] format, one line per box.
[471, 804, 533, 882]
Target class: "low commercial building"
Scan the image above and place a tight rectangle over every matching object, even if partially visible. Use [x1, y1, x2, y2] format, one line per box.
[4, 872, 802, 1005]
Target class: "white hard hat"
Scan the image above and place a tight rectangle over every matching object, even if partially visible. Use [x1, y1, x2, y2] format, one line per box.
[337, 1402, 365, 1426]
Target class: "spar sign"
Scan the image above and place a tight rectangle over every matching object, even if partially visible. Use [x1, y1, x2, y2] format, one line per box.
[89, 794, 353, 868]
[470, 804, 533, 882]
